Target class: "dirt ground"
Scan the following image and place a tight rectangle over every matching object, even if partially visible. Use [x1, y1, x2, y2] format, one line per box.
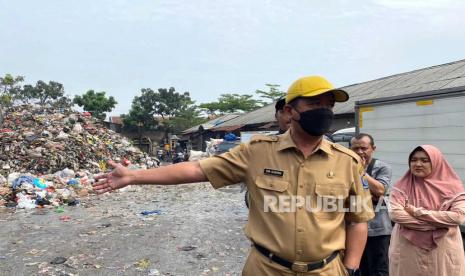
[0, 183, 250, 276]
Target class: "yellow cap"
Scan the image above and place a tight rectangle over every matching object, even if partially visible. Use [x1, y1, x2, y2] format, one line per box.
[285, 76, 349, 103]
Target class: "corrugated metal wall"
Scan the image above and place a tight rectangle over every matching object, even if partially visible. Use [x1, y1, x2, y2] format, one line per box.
[359, 94, 465, 183]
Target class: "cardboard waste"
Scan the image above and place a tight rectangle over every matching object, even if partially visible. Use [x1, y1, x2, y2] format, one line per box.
[0, 105, 158, 208]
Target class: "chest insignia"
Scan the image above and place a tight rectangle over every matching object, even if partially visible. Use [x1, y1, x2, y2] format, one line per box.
[264, 168, 284, 177]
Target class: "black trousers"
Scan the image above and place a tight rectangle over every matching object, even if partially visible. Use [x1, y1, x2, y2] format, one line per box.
[360, 235, 390, 276]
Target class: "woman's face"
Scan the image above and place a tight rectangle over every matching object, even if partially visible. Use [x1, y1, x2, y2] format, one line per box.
[409, 150, 432, 178]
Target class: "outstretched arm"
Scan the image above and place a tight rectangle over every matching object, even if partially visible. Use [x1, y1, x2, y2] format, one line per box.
[92, 160, 207, 194]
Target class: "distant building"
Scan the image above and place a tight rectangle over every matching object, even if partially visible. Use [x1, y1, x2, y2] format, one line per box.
[107, 116, 123, 132]
[212, 59, 465, 134]
[181, 114, 240, 151]
[334, 59, 465, 129]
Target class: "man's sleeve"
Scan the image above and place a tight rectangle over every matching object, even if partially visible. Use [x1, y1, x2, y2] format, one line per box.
[345, 162, 375, 223]
[198, 143, 249, 189]
[375, 163, 392, 196]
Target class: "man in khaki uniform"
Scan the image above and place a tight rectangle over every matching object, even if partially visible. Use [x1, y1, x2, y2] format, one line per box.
[93, 75, 374, 275]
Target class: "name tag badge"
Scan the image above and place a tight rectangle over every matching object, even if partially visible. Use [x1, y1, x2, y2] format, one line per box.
[361, 175, 369, 189]
[264, 168, 284, 177]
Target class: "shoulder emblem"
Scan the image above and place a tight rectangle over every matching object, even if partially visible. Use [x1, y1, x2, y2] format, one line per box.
[250, 134, 278, 144]
[331, 143, 360, 163]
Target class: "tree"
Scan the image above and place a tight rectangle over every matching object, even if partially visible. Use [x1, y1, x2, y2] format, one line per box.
[18, 84, 37, 104]
[164, 106, 207, 134]
[199, 93, 260, 114]
[125, 87, 194, 118]
[122, 87, 206, 135]
[0, 74, 24, 106]
[255, 84, 285, 106]
[34, 80, 65, 105]
[73, 90, 117, 120]
[121, 95, 159, 131]
[20, 80, 66, 105]
[0, 75, 71, 107]
[198, 102, 222, 116]
[51, 96, 73, 109]
[0, 94, 12, 107]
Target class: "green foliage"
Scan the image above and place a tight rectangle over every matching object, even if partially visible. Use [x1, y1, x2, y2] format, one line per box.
[0, 74, 71, 107]
[255, 84, 285, 106]
[0, 74, 24, 94]
[21, 80, 65, 105]
[0, 74, 25, 106]
[0, 94, 12, 107]
[146, 87, 195, 119]
[122, 87, 206, 134]
[73, 90, 117, 120]
[197, 102, 222, 115]
[199, 93, 260, 114]
[19, 84, 37, 104]
[164, 106, 208, 134]
[51, 96, 73, 109]
[121, 95, 159, 131]
[35, 80, 65, 105]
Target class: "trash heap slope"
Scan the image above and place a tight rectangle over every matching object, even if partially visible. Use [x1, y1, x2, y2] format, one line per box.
[0, 105, 158, 208]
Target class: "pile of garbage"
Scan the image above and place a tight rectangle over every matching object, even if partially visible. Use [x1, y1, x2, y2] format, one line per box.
[0, 105, 158, 208]
[0, 168, 92, 208]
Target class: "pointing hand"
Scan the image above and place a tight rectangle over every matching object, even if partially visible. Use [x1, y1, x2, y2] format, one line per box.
[92, 160, 134, 194]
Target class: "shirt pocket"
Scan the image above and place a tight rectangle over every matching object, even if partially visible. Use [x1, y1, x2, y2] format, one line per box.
[313, 183, 349, 219]
[255, 175, 289, 192]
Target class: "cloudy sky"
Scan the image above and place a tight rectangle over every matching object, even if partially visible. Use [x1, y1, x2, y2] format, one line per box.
[1, 0, 464, 116]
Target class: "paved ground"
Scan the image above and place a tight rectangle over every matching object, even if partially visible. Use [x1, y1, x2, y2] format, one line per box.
[0, 183, 250, 276]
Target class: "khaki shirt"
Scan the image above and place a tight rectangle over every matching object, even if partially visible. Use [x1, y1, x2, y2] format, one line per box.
[199, 130, 374, 262]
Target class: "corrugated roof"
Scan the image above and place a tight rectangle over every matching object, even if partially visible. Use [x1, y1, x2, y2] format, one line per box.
[188, 59, 465, 133]
[334, 59, 465, 114]
[181, 113, 240, 134]
[211, 104, 276, 129]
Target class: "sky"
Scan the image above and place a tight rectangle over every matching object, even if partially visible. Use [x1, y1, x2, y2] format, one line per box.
[1, 0, 465, 117]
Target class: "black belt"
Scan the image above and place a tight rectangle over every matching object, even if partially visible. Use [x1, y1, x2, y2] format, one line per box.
[253, 243, 338, 273]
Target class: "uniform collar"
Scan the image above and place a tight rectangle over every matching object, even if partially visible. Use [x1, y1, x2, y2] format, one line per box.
[277, 129, 333, 156]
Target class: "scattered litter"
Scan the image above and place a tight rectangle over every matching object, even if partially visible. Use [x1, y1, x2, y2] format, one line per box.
[59, 215, 71, 222]
[148, 268, 161, 276]
[135, 258, 150, 270]
[26, 249, 41, 255]
[195, 253, 206, 259]
[179, 245, 197, 251]
[50, 256, 67, 265]
[140, 210, 162, 216]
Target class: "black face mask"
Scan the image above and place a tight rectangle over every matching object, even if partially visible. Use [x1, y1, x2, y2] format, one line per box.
[293, 108, 334, 136]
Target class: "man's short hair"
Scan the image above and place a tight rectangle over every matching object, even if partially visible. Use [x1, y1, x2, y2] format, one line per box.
[353, 133, 375, 146]
[287, 97, 301, 108]
[275, 98, 286, 113]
